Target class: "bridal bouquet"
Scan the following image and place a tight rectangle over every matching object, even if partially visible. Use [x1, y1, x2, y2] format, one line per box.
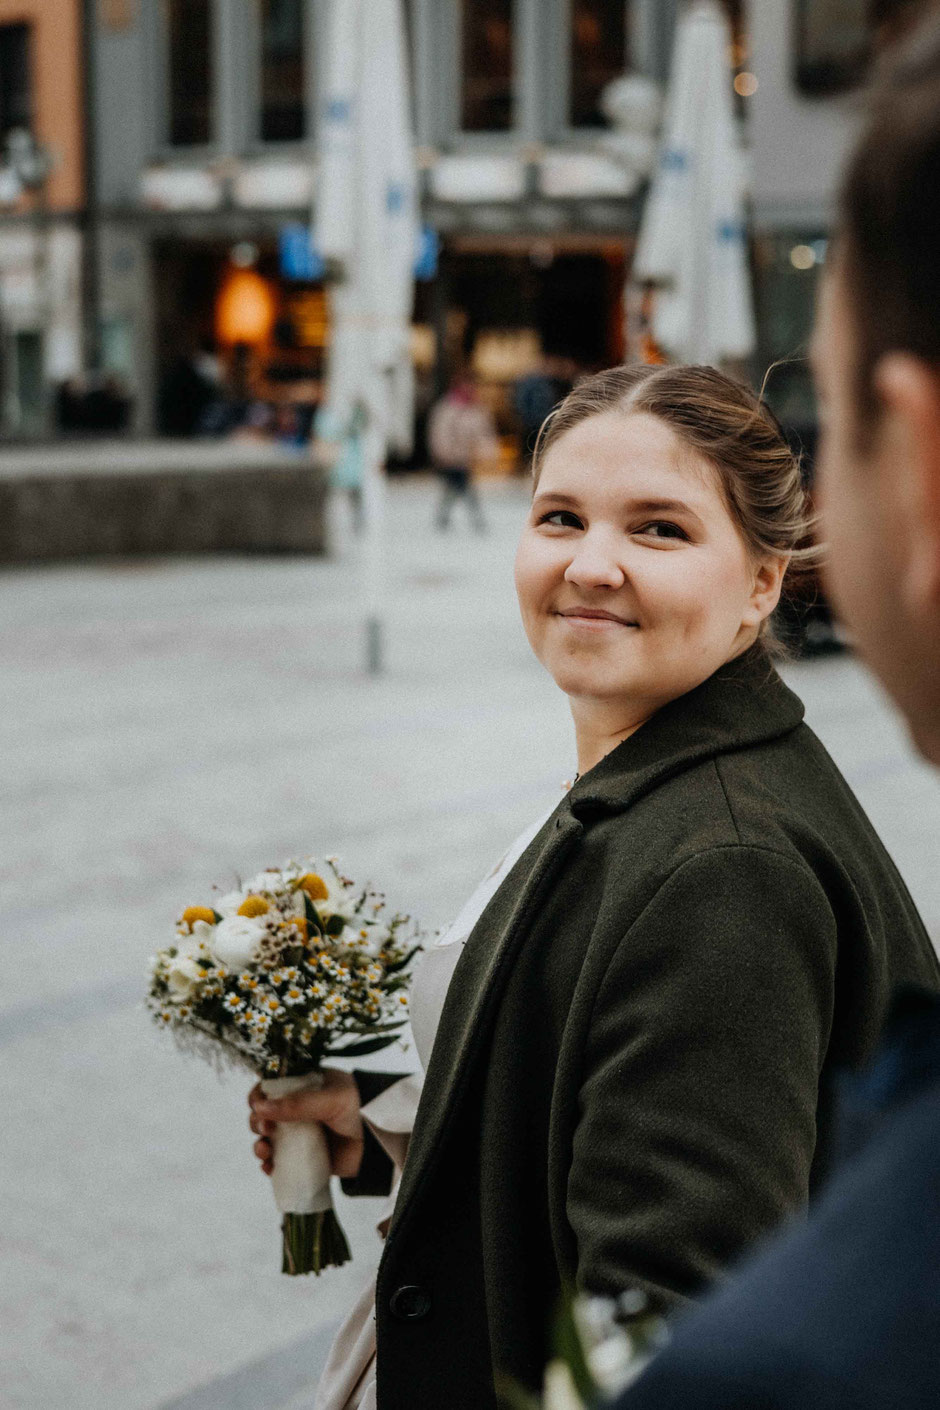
[500, 1291, 668, 1410]
[147, 857, 421, 1276]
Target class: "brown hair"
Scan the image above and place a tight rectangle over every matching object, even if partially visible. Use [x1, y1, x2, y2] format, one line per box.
[839, 9, 940, 418]
[532, 364, 815, 598]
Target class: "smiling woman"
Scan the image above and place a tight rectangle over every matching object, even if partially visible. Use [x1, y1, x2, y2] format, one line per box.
[252, 363, 939, 1410]
[516, 364, 810, 773]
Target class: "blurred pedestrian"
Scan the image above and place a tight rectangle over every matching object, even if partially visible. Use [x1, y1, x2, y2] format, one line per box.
[157, 348, 220, 437]
[612, 14, 940, 1409]
[513, 355, 577, 471]
[427, 375, 497, 531]
[514, 356, 560, 467]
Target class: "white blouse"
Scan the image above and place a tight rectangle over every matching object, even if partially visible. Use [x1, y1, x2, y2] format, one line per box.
[313, 800, 561, 1410]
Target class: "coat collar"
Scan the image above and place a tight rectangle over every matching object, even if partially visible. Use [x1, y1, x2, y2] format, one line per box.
[566, 644, 805, 821]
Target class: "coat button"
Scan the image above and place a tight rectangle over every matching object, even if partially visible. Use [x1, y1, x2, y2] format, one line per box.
[389, 1284, 432, 1321]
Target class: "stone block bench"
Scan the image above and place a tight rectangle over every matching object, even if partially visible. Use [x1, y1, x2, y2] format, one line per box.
[0, 440, 328, 563]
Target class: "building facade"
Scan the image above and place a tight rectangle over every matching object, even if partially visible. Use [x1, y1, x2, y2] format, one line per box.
[0, 0, 87, 436]
[3, 0, 920, 439]
[92, 0, 690, 438]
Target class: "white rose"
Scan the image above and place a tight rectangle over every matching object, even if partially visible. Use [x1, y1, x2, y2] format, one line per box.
[176, 919, 214, 957]
[167, 953, 206, 1000]
[210, 915, 268, 969]
[314, 883, 357, 922]
[214, 890, 246, 917]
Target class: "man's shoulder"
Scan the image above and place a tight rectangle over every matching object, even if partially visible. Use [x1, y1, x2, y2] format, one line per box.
[619, 994, 940, 1410]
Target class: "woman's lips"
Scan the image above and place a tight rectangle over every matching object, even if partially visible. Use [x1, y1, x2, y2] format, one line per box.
[556, 608, 638, 628]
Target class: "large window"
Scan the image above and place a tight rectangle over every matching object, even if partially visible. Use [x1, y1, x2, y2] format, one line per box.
[260, 0, 306, 142]
[0, 24, 32, 144]
[794, 0, 873, 94]
[461, 0, 514, 132]
[570, 0, 628, 128]
[166, 0, 213, 145]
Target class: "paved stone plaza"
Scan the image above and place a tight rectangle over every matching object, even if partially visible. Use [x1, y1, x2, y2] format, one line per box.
[4, 475, 939, 1410]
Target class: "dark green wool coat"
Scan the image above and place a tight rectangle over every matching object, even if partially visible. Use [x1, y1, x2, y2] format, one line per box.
[346, 646, 940, 1410]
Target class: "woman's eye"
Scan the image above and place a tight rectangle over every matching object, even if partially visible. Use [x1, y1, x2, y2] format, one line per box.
[538, 510, 583, 529]
[638, 520, 689, 541]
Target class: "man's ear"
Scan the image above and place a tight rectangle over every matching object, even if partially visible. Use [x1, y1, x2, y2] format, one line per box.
[873, 353, 940, 612]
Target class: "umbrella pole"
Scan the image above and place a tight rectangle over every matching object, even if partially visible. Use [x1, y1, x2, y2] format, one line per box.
[361, 413, 387, 676]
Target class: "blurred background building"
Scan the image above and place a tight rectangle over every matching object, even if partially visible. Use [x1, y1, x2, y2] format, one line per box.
[0, 0, 929, 447]
[0, 0, 88, 437]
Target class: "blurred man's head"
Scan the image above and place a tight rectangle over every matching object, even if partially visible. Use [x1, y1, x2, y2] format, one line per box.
[814, 14, 940, 761]
[869, 0, 937, 50]
[449, 373, 477, 404]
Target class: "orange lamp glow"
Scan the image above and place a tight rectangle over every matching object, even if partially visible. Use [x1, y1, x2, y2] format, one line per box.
[215, 268, 277, 345]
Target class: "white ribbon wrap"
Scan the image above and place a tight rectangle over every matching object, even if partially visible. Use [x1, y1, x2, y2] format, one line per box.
[261, 1073, 334, 1216]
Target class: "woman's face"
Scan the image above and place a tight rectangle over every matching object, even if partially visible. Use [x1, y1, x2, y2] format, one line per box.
[514, 410, 784, 719]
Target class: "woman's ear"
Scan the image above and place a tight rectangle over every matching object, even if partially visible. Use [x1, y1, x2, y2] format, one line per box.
[743, 555, 789, 628]
[873, 354, 940, 614]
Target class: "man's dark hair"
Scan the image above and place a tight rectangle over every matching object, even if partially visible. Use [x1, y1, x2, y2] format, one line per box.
[869, 0, 933, 46]
[840, 8, 940, 415]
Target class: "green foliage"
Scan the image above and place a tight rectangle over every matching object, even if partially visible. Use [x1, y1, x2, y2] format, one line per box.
[326, 1034, 400, 1058]
[385, 944, 423, 974]
[554, 1292, 600, 1406]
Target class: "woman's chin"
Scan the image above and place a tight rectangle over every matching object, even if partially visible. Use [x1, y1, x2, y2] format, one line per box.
[548, 664, 643, 701]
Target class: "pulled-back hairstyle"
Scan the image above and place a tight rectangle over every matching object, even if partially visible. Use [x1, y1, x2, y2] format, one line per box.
[532, 364, 815, 596]
[839, 10, 940, 418]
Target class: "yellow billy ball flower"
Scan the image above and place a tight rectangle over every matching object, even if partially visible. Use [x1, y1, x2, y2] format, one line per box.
[237, 895, 269, 918]
[297, 873, 329, 902]
[181, 906, 216, 930]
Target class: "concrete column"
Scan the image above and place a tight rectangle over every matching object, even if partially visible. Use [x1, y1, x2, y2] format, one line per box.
[411, 0, 440, 146]
[518, 0, 547, 142]
[641, 0, 681, 80]
[304, 0, 319, 142]
[216, 0, 253, 157]
[630, 0, 659, 74]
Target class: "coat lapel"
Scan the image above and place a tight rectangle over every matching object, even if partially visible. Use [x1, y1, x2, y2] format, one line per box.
[385, 808, 584, 1245]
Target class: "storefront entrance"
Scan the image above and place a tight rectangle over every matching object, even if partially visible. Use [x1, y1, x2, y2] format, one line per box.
[151, 236, 328, 440]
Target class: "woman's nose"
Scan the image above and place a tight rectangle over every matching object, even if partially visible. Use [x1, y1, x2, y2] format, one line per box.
[563, 535, 626, 591]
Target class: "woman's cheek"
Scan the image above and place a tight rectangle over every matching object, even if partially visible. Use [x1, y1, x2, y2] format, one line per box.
[519, 541, 555, 606]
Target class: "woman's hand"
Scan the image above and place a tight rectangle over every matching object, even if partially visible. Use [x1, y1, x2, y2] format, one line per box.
[248, 1068, 364, 1179]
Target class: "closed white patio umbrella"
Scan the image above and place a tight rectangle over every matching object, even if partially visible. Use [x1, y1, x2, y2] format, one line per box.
[315, 0, 418, 673]
[633, 0, 755, 366]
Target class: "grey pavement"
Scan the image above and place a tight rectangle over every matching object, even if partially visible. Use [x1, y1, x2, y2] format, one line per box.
[4, 473, 940, 1410]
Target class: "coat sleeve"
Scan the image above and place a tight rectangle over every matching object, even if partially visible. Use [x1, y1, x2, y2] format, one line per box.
[340, 1069, 411, 1197]
[568, 845, 837, 1311]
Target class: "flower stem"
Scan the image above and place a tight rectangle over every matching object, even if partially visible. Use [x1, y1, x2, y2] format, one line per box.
[280, 1210, 351, 1276]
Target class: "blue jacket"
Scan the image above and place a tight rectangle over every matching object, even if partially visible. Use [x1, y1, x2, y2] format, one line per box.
[617, 988, 940, 1410]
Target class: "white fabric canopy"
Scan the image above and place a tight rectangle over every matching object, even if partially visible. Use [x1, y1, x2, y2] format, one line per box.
[633, 0, 755, 364]
[316, 0, 417, 446]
